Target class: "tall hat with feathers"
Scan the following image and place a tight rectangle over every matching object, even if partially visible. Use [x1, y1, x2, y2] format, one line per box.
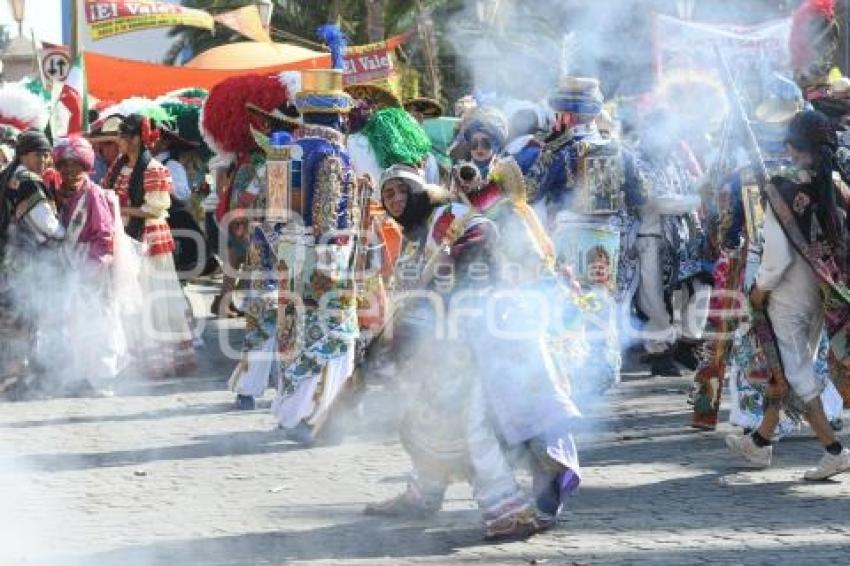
[200, 74, 293, 159]
[790, 0, 838, 95]
[295, 25, 353, 116]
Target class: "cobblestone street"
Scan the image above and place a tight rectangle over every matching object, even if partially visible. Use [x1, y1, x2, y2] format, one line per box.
[1, 286, 849, 565]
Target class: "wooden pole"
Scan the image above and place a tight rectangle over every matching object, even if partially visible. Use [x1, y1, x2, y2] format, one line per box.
[415, 0, 441, 100]
[70, 0, 80, 58]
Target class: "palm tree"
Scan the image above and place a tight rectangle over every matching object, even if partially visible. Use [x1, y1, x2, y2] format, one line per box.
[164, 0, 342, 64]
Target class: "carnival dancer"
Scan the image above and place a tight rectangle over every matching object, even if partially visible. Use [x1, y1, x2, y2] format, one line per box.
[451, 112, 588, 529]
[0, 130, 63, 396]
[339, 86, 417, 362]
[270, 26, 366, 443]
[50, 135, 129, 392]
[364, 164, 583, 540]
[693, 76, 845, 431]
[201, 74, 296, 318]
[220, 76, 300, 410]
[725, 110, 850, 479]
[524, 76, 644, 390]
[102, 114, 195, 379]
[634, 109, 709, 376]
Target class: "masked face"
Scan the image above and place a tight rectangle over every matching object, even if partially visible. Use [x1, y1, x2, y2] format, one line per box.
[469, 133, 494, 163]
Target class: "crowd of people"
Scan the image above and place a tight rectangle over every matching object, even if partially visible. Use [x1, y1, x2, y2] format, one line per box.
[3, 3, 850, 542]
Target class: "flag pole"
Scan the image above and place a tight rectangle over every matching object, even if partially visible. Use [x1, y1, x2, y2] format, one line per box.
[70, 0, 80, 58]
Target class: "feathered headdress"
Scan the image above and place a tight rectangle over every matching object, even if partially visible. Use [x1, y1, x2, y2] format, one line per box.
[157, 97, 207, 155]
[200, 74, 291, 156]
[163, 87, 209, 101]
[0, 82, 50, 133]
[790, 0, 838, 92]
[317, 24, 347, 71]
[361, 107, 432, 168]
[92, 97, 174, 130]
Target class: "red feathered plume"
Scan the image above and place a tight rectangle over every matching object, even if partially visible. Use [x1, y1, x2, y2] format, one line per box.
[201, 74, 290, 155]
[790, 0, 836, 71]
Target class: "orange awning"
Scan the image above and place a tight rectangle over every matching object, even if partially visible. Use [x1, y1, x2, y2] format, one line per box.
[184, 41, 325, 69]
[84, 32, 412, 101]
[85, 50, 331, 100]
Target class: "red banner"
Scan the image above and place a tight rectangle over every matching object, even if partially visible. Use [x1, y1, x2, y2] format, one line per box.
[343, 32, 412, 86]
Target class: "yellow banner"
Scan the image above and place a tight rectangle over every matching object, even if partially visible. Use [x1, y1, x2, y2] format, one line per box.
[214, 5, 271, 44]
[85, 0, 214, 41]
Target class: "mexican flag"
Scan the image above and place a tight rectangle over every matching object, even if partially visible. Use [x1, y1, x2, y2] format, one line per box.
[59, 53, 88, 135]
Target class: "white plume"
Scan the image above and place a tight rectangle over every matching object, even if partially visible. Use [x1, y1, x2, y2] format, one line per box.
[0, 83, 50, 131]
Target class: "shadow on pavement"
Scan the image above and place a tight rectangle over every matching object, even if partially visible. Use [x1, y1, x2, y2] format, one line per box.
[0, 401, 243, 429]
[8, 428, 302, 473]
[62, 515, 483, 565]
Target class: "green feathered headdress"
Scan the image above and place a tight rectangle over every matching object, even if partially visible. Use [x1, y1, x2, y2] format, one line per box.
[361, 107, 432, 169]
[97, 97, 174, 126]
[158, 97, 211, 159]
[164, 87, 209, 101]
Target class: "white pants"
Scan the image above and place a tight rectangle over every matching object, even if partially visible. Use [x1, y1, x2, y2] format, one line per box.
[768, 298, 825, 404]
[636, 235, 674, 353]
[228, 336, 277, 398]
[673, 279, 711, 343]
[636, 234, 711, 353]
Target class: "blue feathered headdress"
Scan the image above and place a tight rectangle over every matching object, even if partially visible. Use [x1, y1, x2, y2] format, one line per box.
[317, 24, 347, 71]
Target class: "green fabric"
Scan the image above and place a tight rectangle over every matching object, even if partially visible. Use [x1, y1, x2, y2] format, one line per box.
[422, 117, 459, 169]
[159, 99, 211, 158]
[361, 107, 431, 169]
[170, 88, 208, 100]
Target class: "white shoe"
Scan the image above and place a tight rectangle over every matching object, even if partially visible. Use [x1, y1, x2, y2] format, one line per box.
[725, 434, 772, 468]
[803, 448, 850, 481]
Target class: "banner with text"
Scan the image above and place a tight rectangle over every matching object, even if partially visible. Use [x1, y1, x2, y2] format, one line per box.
[343, 32, 412, 86]
[653, 14, 791, 81]
[85, 0, 214, 41]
